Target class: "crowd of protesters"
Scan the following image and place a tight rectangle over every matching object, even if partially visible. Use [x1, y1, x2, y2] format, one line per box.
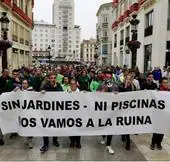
[0, 64, 169, 154]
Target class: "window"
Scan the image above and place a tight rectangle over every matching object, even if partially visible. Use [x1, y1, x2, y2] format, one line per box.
[52, 44, 55, 47]
[19, 0, 24, 10]
[103, 16, 108, 23]
[144, 44, 152, 72]
[25, 3, 28, 15]
[76, 45, 79, 48]
[125, 26, 130, 43]
[102, 45, 108, 55]
[145, 11, 154, 36]
[13, 0, 17, 5]
[168, 0, 170, 30]
[146, 11, 154, 28]
[120, 30, 124, 45]
[103, 31, 108, 37]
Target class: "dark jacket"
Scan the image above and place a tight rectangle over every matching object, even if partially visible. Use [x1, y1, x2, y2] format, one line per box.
[119, 83, 136, 92]
[5, 78, 21, 92]
[141, 81, 157, 90]
[0, 76, 11, 94]
[43, 82, 63, 92]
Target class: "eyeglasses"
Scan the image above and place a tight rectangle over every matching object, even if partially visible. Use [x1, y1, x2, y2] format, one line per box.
[162, 82, 168, 84]
[22, 82, 28, 84]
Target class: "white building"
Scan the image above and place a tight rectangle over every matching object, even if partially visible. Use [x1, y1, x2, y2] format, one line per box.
[53, 0, 81, 61]
[81, 39, 96, 64]
[112, 0, 170, 72]
[96, 2, 113, 65]
[0, 0, 34, 71]
[32, 21, 56, 63]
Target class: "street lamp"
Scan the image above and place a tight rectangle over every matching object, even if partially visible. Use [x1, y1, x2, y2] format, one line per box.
[94, 45, 99, 65]
[127, 14, 141, 68]
[0, 12, 12, 69]
[47, 45, 51, 66]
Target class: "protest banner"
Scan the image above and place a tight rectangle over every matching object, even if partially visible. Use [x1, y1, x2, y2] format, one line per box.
[0, 90, 170, 136]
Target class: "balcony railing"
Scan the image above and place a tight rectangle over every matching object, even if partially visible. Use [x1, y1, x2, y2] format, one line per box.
[2, 0, 12, 7]
[167, 18, 170, 30]
[112, 21, 118, 29]
[102, 22, 108, 28]
[129, 3, 139, 14]
[144, 25, 153, 37]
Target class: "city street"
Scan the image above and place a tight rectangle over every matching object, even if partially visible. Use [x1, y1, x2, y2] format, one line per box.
[0, 134, 170, 161]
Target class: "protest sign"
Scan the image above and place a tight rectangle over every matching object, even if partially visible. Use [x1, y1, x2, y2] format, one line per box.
[0, 90, 170, 136]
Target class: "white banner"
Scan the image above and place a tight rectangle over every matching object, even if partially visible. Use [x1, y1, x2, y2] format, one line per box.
[0, 91, 170, 136]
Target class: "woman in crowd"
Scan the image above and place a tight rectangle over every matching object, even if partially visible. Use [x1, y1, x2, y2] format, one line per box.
[67, 79, 82, 149]
[21, 79, 34, 149]
[150, 77, 169, 150]
[119, 74, 136, 150]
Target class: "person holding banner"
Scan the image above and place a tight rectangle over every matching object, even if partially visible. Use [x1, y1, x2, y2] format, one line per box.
[150, 77, 169, 150]
[97, 71, 119, 154]
[0, 129, 4, 145]
[119, 74, 137, 150]
[21, 79, 34, 149]
[67, 79, 82, 149]
[5, 69, 22, 139]
[40, 73, 63, 153]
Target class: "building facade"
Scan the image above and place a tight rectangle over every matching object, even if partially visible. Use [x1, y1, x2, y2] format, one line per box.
[52, 0, 81, 61]
[112, 0, 170, 72]
[96, 2, 113, 66]
[0, 0, 34, 71]
[32, 21, 56, 64]
[81, 38, 96, 64]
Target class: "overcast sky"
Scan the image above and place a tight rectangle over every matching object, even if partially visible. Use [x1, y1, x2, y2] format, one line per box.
[34, 0, 112, 40]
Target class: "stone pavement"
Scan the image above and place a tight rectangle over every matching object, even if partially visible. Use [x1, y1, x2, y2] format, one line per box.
[0, 133, 169, 161]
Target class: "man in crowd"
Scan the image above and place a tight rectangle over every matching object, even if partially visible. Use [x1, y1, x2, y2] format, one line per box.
[0, 69, 11, 94]
[97, 70, 119, 154]
[40, 73, 63, 153]
[141, 73, 157, 90]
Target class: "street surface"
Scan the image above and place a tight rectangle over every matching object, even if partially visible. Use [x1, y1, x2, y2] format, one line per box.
[0, 134, 170, 161]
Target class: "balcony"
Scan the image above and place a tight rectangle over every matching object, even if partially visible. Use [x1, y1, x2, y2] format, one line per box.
[1, 0, 12, 7]
[123, 10, 130, 20]
[102, 37, 108, 43]
[120, 40, 124, 46]
[112, 21, 118, 29]
[102, 22, 108, 28]
[12, 4, 33, 27]
[112, 0, 118, 8]
[138, 0, 146, 6]
[168, 18, 170, 30]
[12, 35, 18, 42]
[129, 3, 139, 14]
[118, 15, 124, 23]
[144, 25, 153, 37]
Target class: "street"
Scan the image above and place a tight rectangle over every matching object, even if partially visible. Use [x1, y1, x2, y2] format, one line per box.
[0, 134, 170, 161]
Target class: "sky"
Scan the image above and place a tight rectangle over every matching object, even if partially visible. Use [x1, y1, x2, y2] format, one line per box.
[34, 0, 112, 40]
